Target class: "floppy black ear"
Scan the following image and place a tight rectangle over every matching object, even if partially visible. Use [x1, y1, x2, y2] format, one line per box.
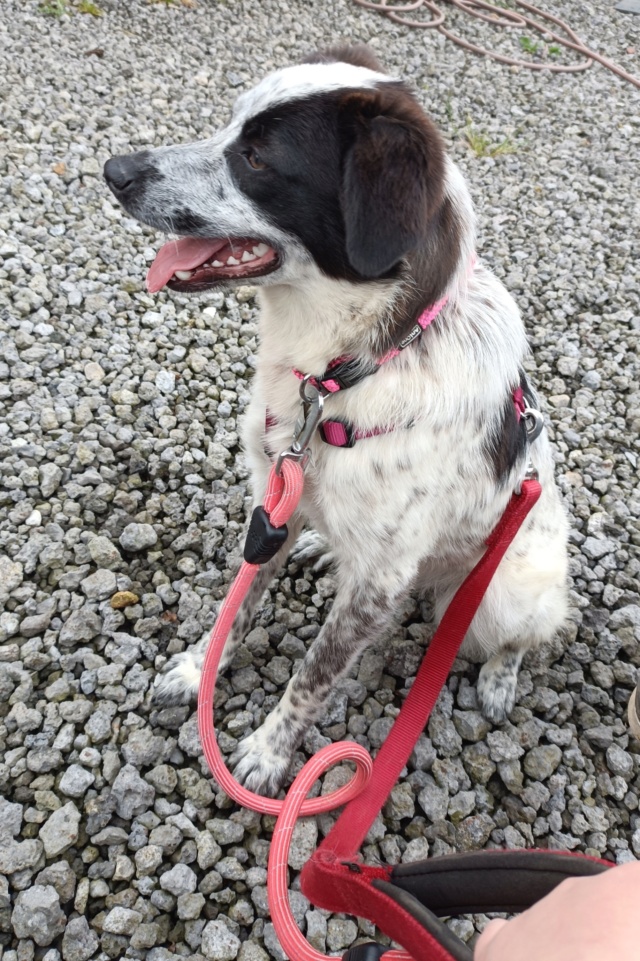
[340, 86, 446, 278]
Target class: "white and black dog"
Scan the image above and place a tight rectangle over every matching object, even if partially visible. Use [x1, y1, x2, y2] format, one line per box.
[104, 45, 569, 796]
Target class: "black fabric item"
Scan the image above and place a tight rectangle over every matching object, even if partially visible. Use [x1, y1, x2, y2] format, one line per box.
[390, 849, 610, 916]
[372, 880, 472, 961]
[342, 943, 391, 961]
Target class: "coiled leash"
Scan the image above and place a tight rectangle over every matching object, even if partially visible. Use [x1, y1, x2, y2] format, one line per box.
[197, 378, 611, 961]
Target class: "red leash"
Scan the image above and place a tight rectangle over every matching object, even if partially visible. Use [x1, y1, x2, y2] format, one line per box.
[313, 477, 541, 861]
[197, 445, 542, 960]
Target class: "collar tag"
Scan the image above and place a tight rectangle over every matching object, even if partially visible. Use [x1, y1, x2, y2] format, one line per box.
[398, 324, 422, 350]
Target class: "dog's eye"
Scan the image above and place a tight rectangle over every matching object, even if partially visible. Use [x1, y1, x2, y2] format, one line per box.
[246, 148, 268, 171]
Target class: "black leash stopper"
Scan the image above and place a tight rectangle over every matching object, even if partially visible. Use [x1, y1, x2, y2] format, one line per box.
[243, 506, 288, 565]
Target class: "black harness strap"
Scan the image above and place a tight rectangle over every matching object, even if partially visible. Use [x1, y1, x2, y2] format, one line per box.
[373, 880, 473, 960]
[389, 848, 610, 917]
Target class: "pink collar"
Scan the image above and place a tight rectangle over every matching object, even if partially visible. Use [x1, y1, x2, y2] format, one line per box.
[267, 289, 535, 450]
[293, 295, 449, 395]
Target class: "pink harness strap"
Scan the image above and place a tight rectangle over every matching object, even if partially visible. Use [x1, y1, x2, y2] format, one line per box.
[294, 354, 358, 395]
[318, 419, 388, 448]
[513, 385, 525, 420]
[378, 295, 450, 363]
[268, 297, 450, 449]
[268, 278, 532, 450]
[268, 386, 527, 450]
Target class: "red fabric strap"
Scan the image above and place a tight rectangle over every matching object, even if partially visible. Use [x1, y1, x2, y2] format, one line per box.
[197, 466, 543, 959]
[301, 858, 459, 961]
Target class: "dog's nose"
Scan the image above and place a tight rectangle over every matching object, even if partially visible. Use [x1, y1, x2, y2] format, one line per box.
[103, 155, 141, 194]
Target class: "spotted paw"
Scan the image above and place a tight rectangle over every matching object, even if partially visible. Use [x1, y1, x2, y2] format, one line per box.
[152, 651, 202, 706]
[289, 530, 334, 572]
[230, 728, 292, 797]
[477, 656, 519, 723]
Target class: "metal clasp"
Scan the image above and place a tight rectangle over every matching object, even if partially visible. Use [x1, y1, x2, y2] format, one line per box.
[275, 375, 325, 475]
[522, 406, 544, 442]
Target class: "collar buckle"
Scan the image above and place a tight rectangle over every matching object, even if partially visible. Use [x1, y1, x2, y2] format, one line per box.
[317, 358, 378, 393]
[318, 419, 356, 448]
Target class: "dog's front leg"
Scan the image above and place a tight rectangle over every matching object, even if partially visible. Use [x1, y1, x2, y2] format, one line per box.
[218, 515, 305, 673]
[153, 515, 303, 705]
[231, 575, 410, 796]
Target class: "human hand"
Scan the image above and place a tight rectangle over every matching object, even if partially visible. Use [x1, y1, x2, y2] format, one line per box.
[475, 860, 640, 961]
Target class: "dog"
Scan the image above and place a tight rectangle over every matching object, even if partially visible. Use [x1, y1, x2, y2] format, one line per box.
[104, 44, 569, 797]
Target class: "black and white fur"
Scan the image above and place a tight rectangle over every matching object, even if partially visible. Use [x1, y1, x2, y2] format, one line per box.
[105, 46, 569, 796]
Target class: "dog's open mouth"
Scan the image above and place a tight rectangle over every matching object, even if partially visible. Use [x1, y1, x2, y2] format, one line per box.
[146, 236, 279, 293]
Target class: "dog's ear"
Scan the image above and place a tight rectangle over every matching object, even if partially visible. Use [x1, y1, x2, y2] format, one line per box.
[340, 86, 446, 278]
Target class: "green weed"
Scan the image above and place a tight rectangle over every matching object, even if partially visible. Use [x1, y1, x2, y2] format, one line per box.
[519, 36, 540, 55]
[39, 0, 67, 15]
[463, 119, 516, 158]
[78, 0, 103, 13]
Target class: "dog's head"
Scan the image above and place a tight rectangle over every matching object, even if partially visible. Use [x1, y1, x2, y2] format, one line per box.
[104, 45, 458, 297]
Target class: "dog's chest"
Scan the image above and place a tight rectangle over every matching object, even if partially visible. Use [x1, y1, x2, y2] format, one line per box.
[250, 356, 502, 563]
[248, 279, 525, 557]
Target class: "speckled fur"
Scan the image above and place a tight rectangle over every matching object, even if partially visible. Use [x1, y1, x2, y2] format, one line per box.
[116, 54, 569, 796]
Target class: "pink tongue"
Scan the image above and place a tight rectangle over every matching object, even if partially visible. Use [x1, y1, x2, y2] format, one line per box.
[146, 237, 227, 292]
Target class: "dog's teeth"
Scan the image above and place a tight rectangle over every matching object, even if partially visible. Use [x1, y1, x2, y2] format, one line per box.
[227, 256, 240, 266]
[252, 243, 269, 257]
[241, 251, 257, 262]
[212, 260, 223, 267]
[174, 270, 193, 280]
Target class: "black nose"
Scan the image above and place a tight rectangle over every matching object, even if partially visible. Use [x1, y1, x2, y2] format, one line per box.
[104, 154, 144, 195]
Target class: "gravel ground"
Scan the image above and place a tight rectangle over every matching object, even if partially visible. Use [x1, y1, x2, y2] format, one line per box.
[1, 1, 639, 958]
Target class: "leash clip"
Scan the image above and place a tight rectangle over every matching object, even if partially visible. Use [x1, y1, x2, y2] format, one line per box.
[276, 375, 325, 475]
[523, 406, 544, 442]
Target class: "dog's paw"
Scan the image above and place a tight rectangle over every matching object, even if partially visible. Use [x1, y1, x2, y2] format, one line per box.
[153, 651, 202, 706]
[230, 727, 291, 797]
[477, 656, 519, 724]
[289, 530, 334, 572]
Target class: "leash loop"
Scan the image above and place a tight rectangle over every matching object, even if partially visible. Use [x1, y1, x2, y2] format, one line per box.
[198, 468, 543, 960]
[266, 742, 381, 961]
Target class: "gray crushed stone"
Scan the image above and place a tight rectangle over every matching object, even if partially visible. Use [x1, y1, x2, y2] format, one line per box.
[0, 0, 639, 959]
[11, 885, 66, 947]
